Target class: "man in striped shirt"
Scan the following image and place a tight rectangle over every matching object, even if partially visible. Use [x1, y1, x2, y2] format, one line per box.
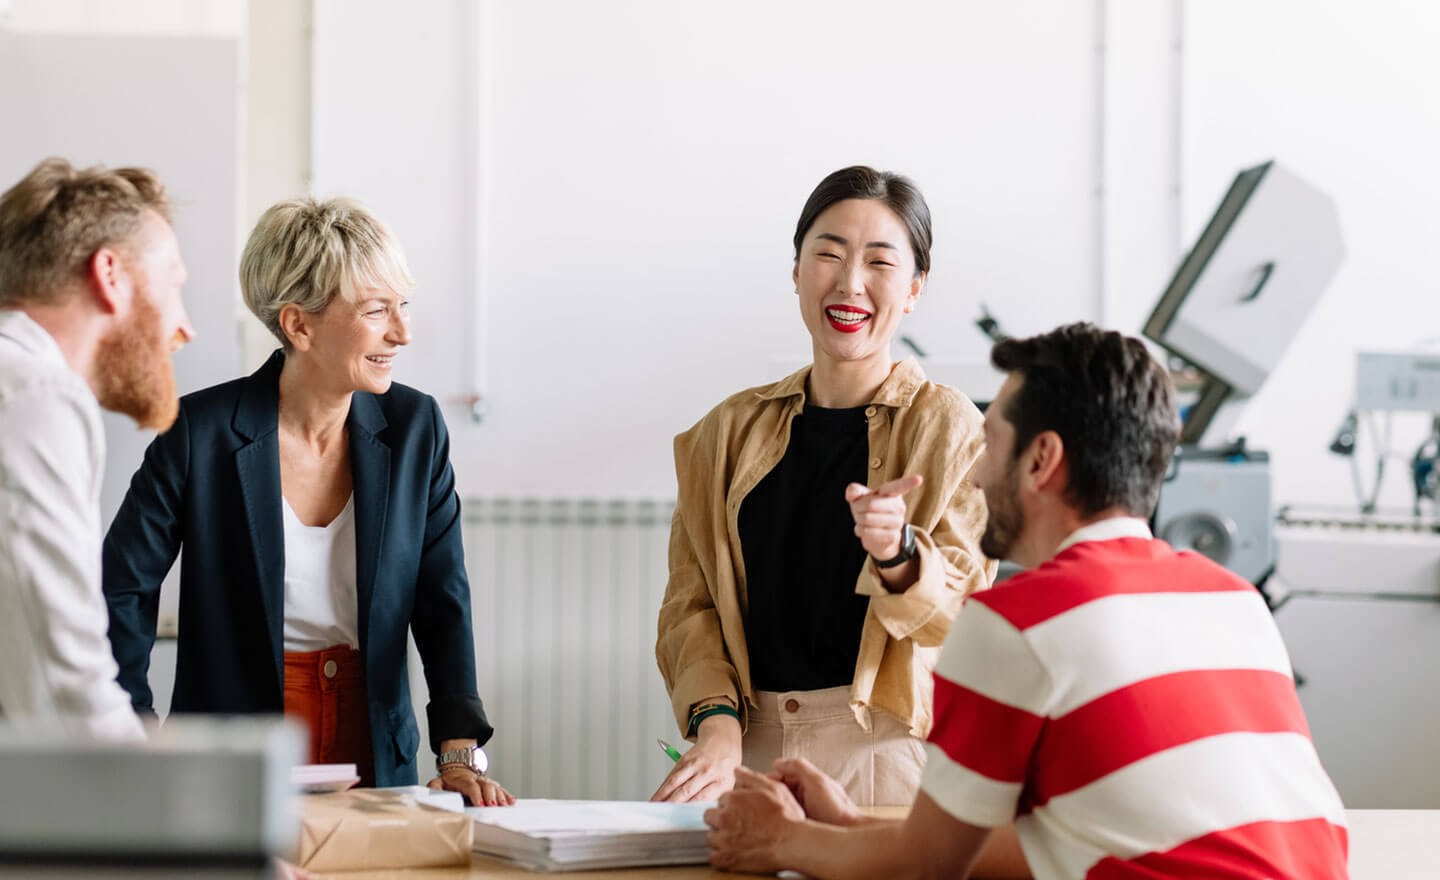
[705, 322, 1348, 879]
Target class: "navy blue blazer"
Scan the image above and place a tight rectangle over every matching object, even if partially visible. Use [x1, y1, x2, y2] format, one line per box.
[102, 351, 492, 786]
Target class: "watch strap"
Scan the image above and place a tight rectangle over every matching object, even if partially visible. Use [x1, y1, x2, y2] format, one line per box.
[874, 523, 916, 569]
[436, 745, 487, 775]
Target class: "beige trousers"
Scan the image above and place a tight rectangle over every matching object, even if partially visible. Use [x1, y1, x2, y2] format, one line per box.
[743, 686, 925, 807]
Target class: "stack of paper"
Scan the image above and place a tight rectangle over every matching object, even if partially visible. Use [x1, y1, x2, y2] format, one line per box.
[467, 799, 712, 872]
[291, 763, 360, 793]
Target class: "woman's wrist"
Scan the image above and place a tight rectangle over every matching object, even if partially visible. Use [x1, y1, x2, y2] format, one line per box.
[695, 712, 743, 750]
[875, 555, 920, 592]
[687, 697, 741, 738]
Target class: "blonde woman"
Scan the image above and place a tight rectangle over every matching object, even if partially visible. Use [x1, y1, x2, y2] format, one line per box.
[103, 198, 511, 805]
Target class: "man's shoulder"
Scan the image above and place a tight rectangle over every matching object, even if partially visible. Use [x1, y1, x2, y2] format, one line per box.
[973, 538, 1247, 630]
[0, 357, 101, 482]
[0, 342, 92, 402]
[0, 351, 99, 433]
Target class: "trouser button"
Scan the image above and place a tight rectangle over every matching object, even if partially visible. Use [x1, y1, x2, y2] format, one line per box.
[784, 698, 800, 713]
[323, 659, 338, 679]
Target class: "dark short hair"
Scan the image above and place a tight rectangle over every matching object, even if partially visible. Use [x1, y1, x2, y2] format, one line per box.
[991, 323, 1180, 518]
[0, 157, 169, 307]
[792, 165, 932, 275]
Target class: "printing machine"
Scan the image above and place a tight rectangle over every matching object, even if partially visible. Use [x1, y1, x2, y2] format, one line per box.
[1144, 160, 1440, 807]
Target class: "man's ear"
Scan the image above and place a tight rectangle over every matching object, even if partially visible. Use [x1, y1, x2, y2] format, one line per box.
[1023, 431, 1067, 493]
[277, 303, 311, 352]
[86, 247, 129, 315]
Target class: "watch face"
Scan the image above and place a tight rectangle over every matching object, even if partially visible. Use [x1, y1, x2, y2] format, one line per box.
[472, 746, 489, 775]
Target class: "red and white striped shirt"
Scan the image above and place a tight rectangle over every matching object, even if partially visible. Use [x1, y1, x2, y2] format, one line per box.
[921, 518, 1348, 879]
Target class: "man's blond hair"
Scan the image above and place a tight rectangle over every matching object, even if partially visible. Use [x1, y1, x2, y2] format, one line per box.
[0, 157, 170, 307]
[240, 197, 415, 350]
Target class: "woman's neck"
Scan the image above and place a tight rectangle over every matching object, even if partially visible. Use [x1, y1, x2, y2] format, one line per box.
[277, 354, 351, 451]
[807, 349, 894, 408]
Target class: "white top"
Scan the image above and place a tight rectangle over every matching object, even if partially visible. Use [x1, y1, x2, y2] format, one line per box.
[0, 310, 145, 741]
[281, 493, 359, 651]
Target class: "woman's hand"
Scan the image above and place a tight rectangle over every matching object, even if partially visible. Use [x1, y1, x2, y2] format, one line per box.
[845, 473, 922, 560]
[847, 474, 923, 591]
[429, 765, 515, 806]
[769, 756, 862, 827]
[650, 713, 743, 802]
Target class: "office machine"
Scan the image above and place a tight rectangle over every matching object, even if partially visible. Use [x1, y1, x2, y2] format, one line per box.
[1356, 351, 1440, 414]
[1142, 163, 1440, 807]
[1143, 160, 1345, 583]
[1278, 351, 1440, 807]
[0, 718, 304, 877]
[1153, 446, 1273, 587]
[1335, 350, 1440, 515]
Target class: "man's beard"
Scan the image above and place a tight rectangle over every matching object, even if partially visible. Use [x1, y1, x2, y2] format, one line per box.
[93, 290, 179, 432]
[979, 464, 1023, 562]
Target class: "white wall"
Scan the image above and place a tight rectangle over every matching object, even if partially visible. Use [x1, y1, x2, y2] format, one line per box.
[241, 0, 312, 368]
[312, 0, 1105, 500]
[15, 1, 1437, 515]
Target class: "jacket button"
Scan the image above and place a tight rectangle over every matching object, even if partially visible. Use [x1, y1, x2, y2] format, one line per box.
[323, 660, 338, 679]
[870, 457, 882, 469]
[784, 698, 800, 713]
[864, 406, 877, 418]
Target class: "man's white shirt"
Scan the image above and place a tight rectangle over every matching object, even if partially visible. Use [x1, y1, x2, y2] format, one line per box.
[0, 309, 144, 740]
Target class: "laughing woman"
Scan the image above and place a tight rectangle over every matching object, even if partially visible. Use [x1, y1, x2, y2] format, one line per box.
[653, 166, 994, 807]
[102, 198, 511, 805]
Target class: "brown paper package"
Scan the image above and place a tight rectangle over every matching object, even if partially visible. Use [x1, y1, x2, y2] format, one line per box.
[298, 789, 473, 871]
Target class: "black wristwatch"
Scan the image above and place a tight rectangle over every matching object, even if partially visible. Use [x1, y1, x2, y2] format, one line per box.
[874, 523, 917, 569]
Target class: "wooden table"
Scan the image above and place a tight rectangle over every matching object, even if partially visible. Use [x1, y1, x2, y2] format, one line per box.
[323, 809, 1440, 879]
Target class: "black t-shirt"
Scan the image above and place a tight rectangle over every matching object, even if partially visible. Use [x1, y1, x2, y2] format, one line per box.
[738, 403, 871, 692]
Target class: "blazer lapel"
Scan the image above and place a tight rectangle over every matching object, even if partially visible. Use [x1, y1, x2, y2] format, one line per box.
[233, 351, 288, 689]
[348, 392, 390, 652]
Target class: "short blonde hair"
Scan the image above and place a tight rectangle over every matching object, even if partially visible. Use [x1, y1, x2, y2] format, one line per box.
[240, 197, 415, 349]
[0, 157, 170, 307]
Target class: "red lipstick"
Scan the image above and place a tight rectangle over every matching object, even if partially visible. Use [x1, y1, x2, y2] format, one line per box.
[825, 305, 871, 334]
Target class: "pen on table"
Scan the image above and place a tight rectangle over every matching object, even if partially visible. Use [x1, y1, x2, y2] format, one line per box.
[657, 737, 682, 763]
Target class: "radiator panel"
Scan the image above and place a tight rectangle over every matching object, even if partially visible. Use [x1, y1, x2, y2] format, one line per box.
[461, 498, 678, 800]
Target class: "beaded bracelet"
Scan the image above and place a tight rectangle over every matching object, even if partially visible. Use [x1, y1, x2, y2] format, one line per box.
[686, 703, 740, 738]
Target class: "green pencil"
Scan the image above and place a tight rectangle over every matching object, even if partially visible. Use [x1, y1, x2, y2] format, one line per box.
[657, 737, 682, 763]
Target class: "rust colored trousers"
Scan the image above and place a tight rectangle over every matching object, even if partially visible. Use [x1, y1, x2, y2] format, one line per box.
[283, 645, 375, 786]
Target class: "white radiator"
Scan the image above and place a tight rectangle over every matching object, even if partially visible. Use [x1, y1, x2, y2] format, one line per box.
[460, 497, 679, 800]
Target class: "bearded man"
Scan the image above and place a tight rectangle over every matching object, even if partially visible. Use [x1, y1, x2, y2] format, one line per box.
[0, 157, 194, 738]
[705, 323, 1348, 880]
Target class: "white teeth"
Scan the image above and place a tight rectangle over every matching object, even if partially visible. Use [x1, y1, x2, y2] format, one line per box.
[826, 308, 869, 324]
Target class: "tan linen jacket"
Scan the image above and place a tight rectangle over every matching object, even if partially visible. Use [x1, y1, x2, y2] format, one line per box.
[655, 358, 994, 739]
